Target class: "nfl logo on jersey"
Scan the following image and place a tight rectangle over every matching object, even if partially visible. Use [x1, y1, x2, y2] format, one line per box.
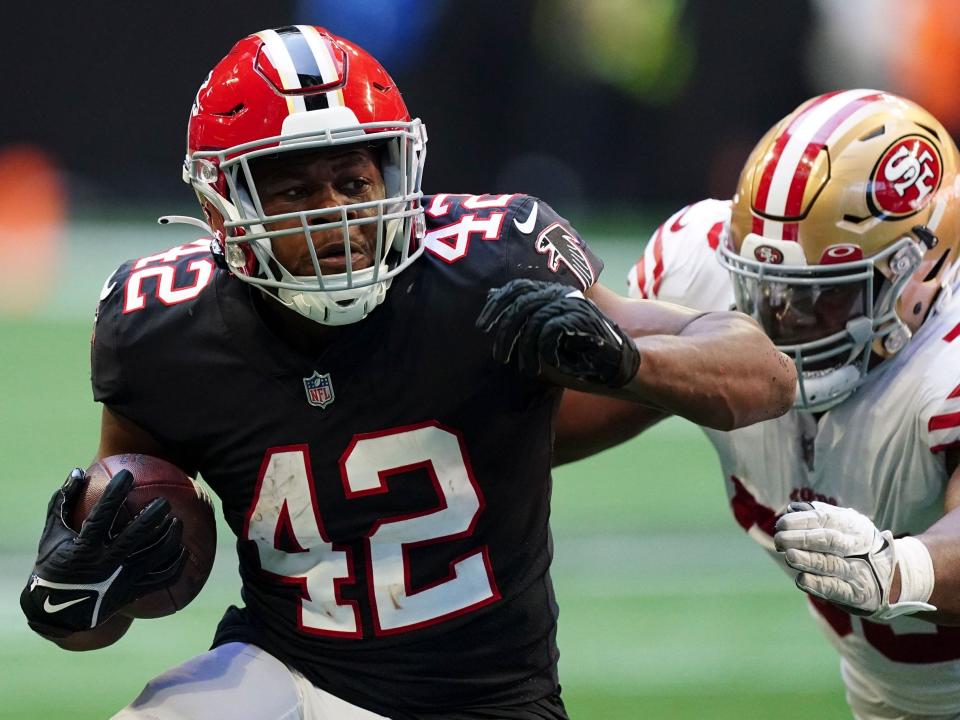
[303, 371, 335, 408]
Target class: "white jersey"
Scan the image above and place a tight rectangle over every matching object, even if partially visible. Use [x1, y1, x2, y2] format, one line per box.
[629, 200, 960, 717]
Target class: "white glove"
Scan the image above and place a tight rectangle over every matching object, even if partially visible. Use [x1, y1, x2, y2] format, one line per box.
[773, 501, 936, 621]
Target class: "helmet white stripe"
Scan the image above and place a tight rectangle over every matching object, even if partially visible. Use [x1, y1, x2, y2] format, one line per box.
[255, 29, 307, 114]
[298, 25, 345, 108]
[762, 220, 784, 241]
[763, 90, 880, 219]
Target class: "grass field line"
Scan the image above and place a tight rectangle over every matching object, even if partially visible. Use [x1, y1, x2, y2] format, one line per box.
[1, 529, 787, 608]
[552, 531, 787, 590]
[1, 530, 840, 695]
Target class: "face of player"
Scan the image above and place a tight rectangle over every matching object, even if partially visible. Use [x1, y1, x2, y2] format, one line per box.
[251, 147, 386, 276]
[754, 281, 866, 347]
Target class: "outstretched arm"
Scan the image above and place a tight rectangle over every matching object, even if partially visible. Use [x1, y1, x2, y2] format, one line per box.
[554, 287, 794, 464]
[554, 391, 667, 466]
[477, 279, 796, 464]
[587, 283, 796, 431]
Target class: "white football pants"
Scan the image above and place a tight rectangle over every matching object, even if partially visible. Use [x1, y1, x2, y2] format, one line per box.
[844, 658, 960, 720]
[112, 642, 388, 720]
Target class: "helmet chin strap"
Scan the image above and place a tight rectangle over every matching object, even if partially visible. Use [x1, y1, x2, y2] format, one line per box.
[795, 365, 861, 412]
[274, 262, 392, 326]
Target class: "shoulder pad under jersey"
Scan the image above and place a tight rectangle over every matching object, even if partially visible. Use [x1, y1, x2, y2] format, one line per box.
[421, 193, 603, 291]
[627, 199, 733, 312]
[917, 293, 960, 456]
[92, 239, 219, 404]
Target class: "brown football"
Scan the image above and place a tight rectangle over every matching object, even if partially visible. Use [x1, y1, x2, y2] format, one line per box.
[68, 453, 216, 618]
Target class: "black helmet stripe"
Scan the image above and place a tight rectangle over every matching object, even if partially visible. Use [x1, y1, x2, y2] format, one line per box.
[274, 26, 327, 96]
[257, 26, 345, 114]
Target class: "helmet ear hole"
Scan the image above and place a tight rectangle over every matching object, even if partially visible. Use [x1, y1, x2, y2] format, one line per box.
[872, 268, 888, 305]
[199, 199, 227, 238]
[922, 247, 951, 283]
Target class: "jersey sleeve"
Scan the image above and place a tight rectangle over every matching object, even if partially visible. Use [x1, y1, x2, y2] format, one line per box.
[90, 241, 219, 456]
[91, 261, 134, 408]
[920, 319, 960, 456]
[626, 199, 735, 312]
[505, 196, 603, 291]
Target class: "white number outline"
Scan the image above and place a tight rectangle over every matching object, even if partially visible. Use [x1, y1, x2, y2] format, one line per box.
[243, 444, 361, 638]
[243, 423, 501, 637]
[422, 194, 514, 264]
[339, 420, 501, 635]
[123, 241, 214, 313]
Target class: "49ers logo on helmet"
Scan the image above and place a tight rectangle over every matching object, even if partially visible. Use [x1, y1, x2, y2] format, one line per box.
[754, 245, 784, 264]
[869, 135, 942, 217]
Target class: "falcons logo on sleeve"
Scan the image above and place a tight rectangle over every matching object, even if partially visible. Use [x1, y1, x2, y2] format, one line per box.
[534, 223, 597, 290]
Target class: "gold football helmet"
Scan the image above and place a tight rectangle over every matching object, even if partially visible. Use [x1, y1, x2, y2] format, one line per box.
[721, 90, 960, 411]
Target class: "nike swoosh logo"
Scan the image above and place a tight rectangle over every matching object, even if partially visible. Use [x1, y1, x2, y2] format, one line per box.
[670, 206, 692, 233]
[514, 202, 539, 234]
[44, 595, 91, 614]
[99, 270, 119, 300]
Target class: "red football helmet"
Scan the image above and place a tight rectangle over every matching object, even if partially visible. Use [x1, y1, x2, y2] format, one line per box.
[182, 25, 427, 325]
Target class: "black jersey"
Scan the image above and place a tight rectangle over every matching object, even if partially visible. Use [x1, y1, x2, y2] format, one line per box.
[92, 194, 602, 718]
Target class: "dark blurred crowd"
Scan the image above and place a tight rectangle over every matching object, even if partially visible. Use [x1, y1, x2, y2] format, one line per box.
[4, 0, 957, 213]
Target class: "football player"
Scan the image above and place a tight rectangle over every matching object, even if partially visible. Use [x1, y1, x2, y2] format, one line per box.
[18, 26, 795, 720]
[561, 90, 960, 720]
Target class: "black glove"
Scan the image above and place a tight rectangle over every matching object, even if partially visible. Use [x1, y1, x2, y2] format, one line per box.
[476, 279, 640, 388]
[20, 468, 185, 637]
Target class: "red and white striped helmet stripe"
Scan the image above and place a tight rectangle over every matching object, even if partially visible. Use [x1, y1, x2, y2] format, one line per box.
[752, 89, 885, 241]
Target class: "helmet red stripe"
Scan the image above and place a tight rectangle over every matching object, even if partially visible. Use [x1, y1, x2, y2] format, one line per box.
[754, 91, 844, 215]
[753, 129, 792, 215]
[782, 93, 885, 219]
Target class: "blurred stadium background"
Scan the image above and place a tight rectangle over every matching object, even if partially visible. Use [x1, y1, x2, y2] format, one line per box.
[5, 1, 960, 717]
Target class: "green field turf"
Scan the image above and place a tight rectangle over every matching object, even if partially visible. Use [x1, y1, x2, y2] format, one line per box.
[0, 318, 850, 719]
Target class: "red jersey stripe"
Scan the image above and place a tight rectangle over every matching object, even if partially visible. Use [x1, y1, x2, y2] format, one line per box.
[651, 225, 666, 296]
[931, 439, 960, 455]
[944, 322, 960, 342]
[633, 256, 648, 298]
[929, 411, 960, 432]
[669, 205, 692, 233]
[706, 221, 723, 250]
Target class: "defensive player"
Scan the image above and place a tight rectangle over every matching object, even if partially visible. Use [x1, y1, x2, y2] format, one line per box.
[18, 26, 794, 719]
[567, 90, 960, 720]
